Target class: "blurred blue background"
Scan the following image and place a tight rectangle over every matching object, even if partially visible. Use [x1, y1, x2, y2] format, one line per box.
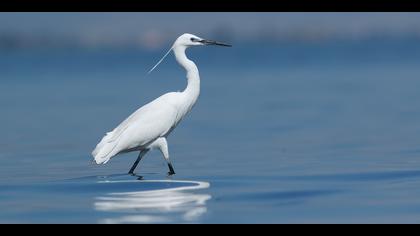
[1, 13, 420, 223]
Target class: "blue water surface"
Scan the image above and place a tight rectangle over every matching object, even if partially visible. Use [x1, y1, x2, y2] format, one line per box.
[1, 39, 420, 223]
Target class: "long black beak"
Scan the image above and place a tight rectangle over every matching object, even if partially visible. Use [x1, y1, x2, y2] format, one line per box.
[200, 39, 232, 47]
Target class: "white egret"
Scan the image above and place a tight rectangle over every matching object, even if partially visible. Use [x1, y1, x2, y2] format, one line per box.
[92, 33, 231, 175]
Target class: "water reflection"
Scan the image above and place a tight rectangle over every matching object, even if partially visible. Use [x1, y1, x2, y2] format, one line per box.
[94, 179, 211, 224]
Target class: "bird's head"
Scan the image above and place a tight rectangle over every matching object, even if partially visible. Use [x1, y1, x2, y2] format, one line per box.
[174, 33, 232, 48]
[148, 33, 231, 74]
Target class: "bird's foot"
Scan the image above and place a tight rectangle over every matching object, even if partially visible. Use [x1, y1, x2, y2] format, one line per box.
[128, 172, 144, 180]
[167, 163, 176, 176]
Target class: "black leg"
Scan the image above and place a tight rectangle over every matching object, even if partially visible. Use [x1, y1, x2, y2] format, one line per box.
[128, 150, 148, 174]
[168, 163, 176, 175]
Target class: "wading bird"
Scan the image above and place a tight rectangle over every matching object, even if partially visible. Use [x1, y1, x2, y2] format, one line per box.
[92, 33, 231, 175]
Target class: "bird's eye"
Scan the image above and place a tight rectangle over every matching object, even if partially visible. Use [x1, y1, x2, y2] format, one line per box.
[190, 38, 196, 42]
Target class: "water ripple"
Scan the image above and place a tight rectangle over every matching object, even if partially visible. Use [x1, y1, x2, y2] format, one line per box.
[94, 179, 211, 224]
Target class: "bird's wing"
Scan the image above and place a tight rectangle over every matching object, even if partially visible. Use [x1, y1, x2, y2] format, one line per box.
[108, 92, 179, 143]
[117, 101, 179, 149]
[92, 92, 181, 161]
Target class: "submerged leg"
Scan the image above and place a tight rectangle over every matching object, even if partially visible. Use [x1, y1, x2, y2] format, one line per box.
[155, 138, 175, 175]
[128, 149, 149, 174]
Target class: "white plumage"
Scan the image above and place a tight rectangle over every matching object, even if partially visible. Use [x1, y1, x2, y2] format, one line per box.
[92, 33, 231, 175]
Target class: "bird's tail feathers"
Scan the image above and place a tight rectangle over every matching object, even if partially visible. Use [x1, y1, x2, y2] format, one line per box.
[92, 132, 112, 156]
[92, 132, 119, 164]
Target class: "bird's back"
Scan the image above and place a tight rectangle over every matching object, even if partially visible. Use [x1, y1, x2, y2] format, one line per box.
[92, 92, 184, 164]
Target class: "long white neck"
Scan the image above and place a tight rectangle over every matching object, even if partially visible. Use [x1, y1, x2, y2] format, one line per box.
[173, 45, 200, 108]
